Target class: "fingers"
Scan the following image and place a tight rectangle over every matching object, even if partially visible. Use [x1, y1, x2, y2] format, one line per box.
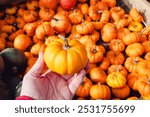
[68, 69, 86, 95]
[28, 51, 45, 76]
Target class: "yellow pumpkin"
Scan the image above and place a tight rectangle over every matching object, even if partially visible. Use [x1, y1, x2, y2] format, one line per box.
[44, 35, 88, 75]
[106, 72, 126, 88]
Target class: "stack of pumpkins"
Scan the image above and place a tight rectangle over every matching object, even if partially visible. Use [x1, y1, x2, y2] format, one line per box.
[0, 0, 150, 100]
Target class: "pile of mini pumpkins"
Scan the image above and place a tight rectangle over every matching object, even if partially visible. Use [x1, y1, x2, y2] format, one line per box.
[0, 0, 150, 100]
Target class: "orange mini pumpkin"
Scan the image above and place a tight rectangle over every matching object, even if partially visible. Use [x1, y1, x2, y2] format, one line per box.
[14, 34, 32, 51]
[90, 67, 107, 83]
[112, 84, 130, 99]
[90, 83, 111, 100]
[125, 43, 144, 57]
[44, 35, 88, 75]
[106, 51, 125, 65]
[108, 65, 128, 77]
[51, 13, 69, 33]
[76, 77, 93, 97]
[76, 21, 95, 35]
[86, 44, 105, 63]
[101, 23, 117, 42]
[124, 56, 143, 73]
[35, 22, 55, 40]
[129, 8, 143, 22]
[136, 75, 150, 100]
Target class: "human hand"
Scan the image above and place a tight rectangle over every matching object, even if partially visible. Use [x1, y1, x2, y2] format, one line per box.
[19, 51, 87, 100]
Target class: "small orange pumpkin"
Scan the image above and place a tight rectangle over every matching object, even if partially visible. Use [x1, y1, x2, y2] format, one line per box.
[76, 21, 95, 35]
[90, 67, 107, 83]
[129, 8, 143, 22]
[136, 75, 150, 99]
[112, 84, 130, 99]
[127, 73, 139, 91]
[98, 57, 110, 71]
[51, 13, 69, 33]
[124, 56, 143, 73]
[125, 43, 144, 57]
[109, 39, 125, 52]
[136, 60, 150, 76]
[86, 44, 105, 63]
[35, 22, 55, 40]
[76, 77, 93, 97]
[108, 65, 128, 77]
[90, 82, 111, 100]
[39, 7, 55, 21]
[106, 51, 125, 65]
[39, 0, 58, 10]
[69, 9, 83, 25]
[14, 34, 32, 51]
[122, 32, 140, 45]
[101, 23, 117, 42]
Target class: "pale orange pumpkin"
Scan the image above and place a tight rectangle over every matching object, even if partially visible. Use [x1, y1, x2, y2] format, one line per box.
[117, 28, 130, 40]
[142, 40, 150, 53]
[125, 43, 144, 57]
[101, 23, 117, 42]
[136, 75, 150, 100]
[129, 8, 143, 22]
[90, 67, 107, 83]
[124, 56, 143, 73]
[122, 32, 140, 45]
[136, 60, 150, 76]
[51, 13, 69, 33]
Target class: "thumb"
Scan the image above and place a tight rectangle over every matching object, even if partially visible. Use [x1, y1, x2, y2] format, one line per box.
[28, 51, 45, 76]
[68, 70, 86, 95]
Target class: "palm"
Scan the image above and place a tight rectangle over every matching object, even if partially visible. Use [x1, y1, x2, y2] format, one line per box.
[20, 51, 86, 100]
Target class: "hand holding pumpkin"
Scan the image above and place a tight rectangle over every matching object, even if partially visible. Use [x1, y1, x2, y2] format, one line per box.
[18, 51, 87, 100]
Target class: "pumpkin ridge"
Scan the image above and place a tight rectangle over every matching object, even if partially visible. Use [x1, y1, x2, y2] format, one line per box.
[67, 49, 83, 74]
[71, 47, 87, 68]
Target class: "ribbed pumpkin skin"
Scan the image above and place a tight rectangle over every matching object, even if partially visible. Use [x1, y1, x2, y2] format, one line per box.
[44, 39, 88, 75]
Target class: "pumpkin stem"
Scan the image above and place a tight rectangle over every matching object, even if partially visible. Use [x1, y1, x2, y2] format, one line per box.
[58, 35, 70, 50]
[92, 48, 97, 53]
[133, 58, 139, 64]
[52, 18, 59, 21]
[97, 10, 103, 14]
[98, 82, 101, 86]
[148, 78, 150, 84]
[117, 6, 121, 11]
[117, 65, 121, 72]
